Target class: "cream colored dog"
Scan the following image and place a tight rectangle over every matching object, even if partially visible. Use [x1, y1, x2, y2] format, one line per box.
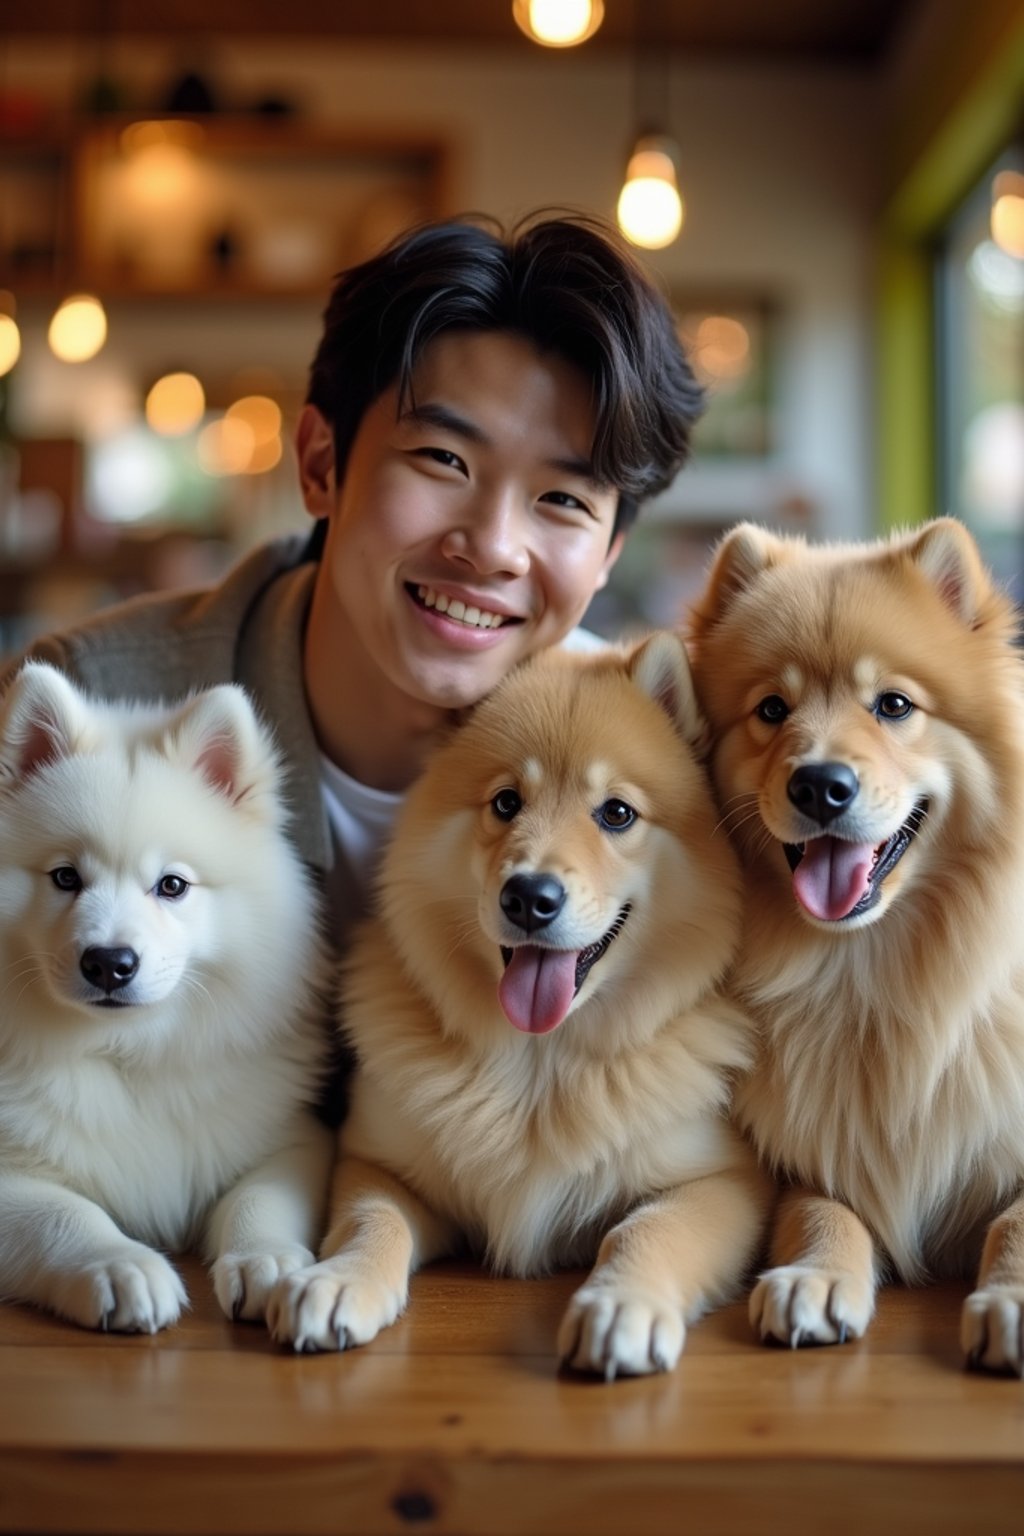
[269, 635, 769, 1377]
[689, 518, 1024, 1373]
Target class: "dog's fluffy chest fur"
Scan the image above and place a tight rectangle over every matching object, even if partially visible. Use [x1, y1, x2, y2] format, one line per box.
[734, 904, 1024, 1281]
[341, 927, 746, 1276]
[0, 1023, 322, 1251]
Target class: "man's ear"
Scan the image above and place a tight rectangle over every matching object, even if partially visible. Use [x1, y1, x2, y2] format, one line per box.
[295, 404, 337, 518]
[593, 529, 625, 592]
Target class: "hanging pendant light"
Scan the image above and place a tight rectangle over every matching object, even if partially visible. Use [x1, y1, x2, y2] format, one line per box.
[617, 134, 684, 250]
[616, 1, 684, 251]
[512, 0, 604, 47]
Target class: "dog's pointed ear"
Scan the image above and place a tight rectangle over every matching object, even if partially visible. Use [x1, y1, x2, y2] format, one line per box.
[0, 663, 89, 785]
[628, 631, 706, 752]
[164, 686, 279, 812]
[904, 518, 990, 625]
[688, 522, 784, 641]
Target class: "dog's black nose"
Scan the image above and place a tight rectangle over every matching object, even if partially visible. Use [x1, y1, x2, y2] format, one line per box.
[80, 946, 140, 994]
[787, 762, 859, 827]
[500, 873, 566, 933]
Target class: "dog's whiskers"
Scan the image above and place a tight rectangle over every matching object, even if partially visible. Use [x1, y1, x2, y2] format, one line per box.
[443, 920, 481, 961]
[0, 959, 50, 1005]
[713, 794, 760, 837]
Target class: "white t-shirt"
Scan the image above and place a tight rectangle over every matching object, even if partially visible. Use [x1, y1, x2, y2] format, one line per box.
[320, 753, 404, 944]
[319, 625, 609, 946]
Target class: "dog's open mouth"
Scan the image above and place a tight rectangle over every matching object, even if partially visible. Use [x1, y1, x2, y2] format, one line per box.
[498, 905, 631, 1035]
[784, 800, 928, 922]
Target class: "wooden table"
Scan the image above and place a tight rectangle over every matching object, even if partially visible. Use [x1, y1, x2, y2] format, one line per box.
[1, 1258, 1022, 1535]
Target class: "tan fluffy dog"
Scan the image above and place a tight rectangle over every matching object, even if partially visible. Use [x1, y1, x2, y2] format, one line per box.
[268, 634, 769, 1377]
[689, 517, 1024, 1373]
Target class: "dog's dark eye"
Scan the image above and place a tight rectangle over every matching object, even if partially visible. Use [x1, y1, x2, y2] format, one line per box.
[491, 789, 522, 822]
[755, 695, 790, 724]
[595, 799, 637, 832]
[875, 691, 914, 721]
[156, 874, 190, 900]
[50, 865, 82, 893]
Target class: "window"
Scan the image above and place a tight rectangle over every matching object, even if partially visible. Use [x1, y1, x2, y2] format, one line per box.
[936, 145, 1024, 597]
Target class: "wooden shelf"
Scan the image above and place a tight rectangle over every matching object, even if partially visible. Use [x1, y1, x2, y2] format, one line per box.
[0, 115, 452, 301]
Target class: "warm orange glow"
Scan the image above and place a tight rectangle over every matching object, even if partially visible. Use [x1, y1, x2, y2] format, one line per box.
[226, 395, 282, 446]
[120, 119, 206, 155]
[693, 316, 751, 382]
[512, 0, 603, 47]
[242, 435, 284, 475]
[991, 171, 1024, 259]
[617, 141, 684, 250]
[48, 294, 108, 363]
[197, 416, 256, 477]
[146, 372, 206, 436]
[0, 315, 21, 377]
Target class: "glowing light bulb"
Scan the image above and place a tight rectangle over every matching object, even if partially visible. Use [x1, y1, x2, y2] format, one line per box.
[616, 139, 684, 250]
[991, 171, 1024, 259]
[48, 294, 108, 363]
[145, 372, 206, 436]
[512, 0, 603, 47]
[0, 314, 21, 378]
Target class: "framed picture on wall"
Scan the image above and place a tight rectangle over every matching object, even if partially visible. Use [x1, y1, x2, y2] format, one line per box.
[672, 295, 779, 461]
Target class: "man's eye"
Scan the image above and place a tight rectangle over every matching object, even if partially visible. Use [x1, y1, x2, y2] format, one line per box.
[755, 695, 790, 724]
[540, 490, 586, 511]
[419, 447, 465, 472]
[50, 865, 82, 893]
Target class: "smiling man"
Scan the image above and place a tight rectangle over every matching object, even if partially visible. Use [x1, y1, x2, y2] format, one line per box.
[4, 213, 704, 946]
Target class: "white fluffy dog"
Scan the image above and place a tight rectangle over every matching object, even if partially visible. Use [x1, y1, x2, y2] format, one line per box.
[0, 663, 332, 1333]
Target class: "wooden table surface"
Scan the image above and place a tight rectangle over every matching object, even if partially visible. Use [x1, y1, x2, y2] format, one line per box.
[1, 1257, 1022, 1536]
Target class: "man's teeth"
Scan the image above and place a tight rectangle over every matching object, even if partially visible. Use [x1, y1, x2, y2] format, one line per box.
[417, 586, 506, 629]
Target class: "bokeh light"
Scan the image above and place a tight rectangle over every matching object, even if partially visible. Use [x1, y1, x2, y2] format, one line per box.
[48, 295, 108, 363]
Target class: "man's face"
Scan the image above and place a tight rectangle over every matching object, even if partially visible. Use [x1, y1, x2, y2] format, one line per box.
[303, 330, 623, 716]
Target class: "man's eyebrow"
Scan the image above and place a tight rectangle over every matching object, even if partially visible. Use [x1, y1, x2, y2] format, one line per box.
[547, 453, 603, 488]
[399, 402, 490, 445]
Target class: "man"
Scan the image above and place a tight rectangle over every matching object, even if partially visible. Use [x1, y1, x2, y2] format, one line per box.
[4, 212, 704, 943]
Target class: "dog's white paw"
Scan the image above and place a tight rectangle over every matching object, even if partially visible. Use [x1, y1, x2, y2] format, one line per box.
[212, 1245, 315, 1324]
[266, 1257, 406, 1353]
[557, 1281, 686, 1380]
[961, 1284, 1024, 1376]
[750, 1264, 873, 1348]
[49, 1246, 187, 1333]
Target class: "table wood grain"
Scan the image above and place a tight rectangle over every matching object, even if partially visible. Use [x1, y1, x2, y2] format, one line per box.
[1, 1257, 1022, 1535]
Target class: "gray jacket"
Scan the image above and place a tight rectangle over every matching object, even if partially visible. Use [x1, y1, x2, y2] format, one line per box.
[2, 535, 332, 884]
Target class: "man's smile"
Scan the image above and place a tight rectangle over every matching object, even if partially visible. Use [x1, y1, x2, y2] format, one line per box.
[413, 584, 517, 631]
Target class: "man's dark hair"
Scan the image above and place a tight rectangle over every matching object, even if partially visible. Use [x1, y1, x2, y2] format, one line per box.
[305, 211, 704, 554]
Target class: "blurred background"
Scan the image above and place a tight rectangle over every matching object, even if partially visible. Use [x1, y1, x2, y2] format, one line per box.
[0, 0, 1021, 649]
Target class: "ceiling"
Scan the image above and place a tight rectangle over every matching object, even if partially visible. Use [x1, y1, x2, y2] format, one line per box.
[1, 1, 921, 64]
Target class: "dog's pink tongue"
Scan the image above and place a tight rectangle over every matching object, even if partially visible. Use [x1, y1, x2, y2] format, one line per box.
[499, 947, 578, 1034]
[793, 837, 875, 921]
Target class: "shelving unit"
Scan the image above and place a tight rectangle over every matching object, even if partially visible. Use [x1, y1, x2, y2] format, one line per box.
[0, 115, 453, 300]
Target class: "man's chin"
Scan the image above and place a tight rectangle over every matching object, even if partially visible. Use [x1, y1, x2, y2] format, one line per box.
[407, 658, 517, 713]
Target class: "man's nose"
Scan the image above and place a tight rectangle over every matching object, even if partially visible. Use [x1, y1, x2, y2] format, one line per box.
[440, 493, 530, 577]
